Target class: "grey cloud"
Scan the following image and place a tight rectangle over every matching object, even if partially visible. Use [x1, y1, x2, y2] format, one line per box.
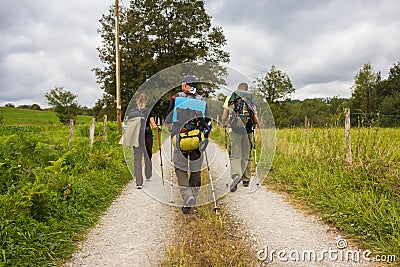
[206, 0, 400, 99]
[0, 0, 107, 107]
[1, 0, 400, 107]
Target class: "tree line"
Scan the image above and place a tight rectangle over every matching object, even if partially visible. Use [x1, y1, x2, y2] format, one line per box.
[256, 61, 400, 128]
[39, 60, 399, 128]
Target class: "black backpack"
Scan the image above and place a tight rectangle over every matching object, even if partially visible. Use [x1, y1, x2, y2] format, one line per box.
[228, 91, 255, 133]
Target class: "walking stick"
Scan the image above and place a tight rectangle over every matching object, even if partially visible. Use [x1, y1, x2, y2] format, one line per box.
[224, 127, 230, 167]
[204, 147, 219, 214]
[157, 126, 164, 186]
[169, 136, 174, 203]
[252, 128, 260, 188]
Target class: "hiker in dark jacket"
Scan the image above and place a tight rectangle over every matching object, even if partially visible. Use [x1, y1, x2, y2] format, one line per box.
[125, 93, 158, 189]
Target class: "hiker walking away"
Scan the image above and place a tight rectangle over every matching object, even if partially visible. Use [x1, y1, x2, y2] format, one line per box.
[222, 82, 258, 192]
[124, 93, 159, 189]
[165, 75, 211, 214]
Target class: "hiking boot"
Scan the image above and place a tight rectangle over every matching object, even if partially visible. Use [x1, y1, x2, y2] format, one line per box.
[182, 196, 196, 214]
[243, 180, 250, 187]
[230, 174, 241, 192]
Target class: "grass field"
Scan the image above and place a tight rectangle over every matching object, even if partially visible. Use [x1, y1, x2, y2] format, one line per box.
[0, 107, 93, 125]
[267, 127, 399, 259]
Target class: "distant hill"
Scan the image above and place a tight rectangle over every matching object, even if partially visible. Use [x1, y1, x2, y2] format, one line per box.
[0, 107, 93, 125]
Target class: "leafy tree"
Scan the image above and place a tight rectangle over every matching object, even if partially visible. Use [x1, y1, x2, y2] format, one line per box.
[45, 87, 80, 124]
[93, 93, 117, 121]
[5, 103, 14, 108]
[217, 93, 226, 103]
[255, 65, 295, 103]
[350, 63, 381, 122]
[17, 105, 32, 109]
[375, 62, 400, 126]
[385, 61, 400, 96]
[94, 0, 230, 119]
[31, 104, 41, 110]
[380, 92, 400, 126]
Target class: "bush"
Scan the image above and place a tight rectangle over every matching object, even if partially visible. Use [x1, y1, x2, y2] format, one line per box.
[31, 104, 42, 110]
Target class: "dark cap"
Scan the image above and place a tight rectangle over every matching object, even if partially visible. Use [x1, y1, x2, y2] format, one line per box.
[182, 75, 197, 88]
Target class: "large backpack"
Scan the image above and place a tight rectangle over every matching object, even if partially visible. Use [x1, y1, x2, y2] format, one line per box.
[172, 93, 207, 152]
[228, 91, 255, 134]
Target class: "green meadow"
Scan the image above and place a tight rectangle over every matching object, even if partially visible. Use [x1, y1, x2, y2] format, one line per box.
[0, 107, 92, 125]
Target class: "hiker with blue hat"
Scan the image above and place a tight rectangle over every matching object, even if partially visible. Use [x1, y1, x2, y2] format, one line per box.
[165, 75, 211, 214]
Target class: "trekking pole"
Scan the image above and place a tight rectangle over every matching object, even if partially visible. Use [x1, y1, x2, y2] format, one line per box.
[203, 146, 219, 214]
[224, 127, 230, 167]
[157, 126, 164, 187]
[169, 135, 174, 203]
[252, 128, 260, 188]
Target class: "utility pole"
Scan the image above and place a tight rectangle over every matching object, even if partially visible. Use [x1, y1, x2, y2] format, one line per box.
[115, 0, 122, 135]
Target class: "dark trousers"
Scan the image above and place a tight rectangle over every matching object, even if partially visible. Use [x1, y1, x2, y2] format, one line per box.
[133, 134, 153, 186]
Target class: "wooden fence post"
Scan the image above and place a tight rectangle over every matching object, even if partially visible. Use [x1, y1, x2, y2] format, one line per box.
[89, 118, 96, 147]
[345, 108, 352, 164]
[68, 119, 74, 146]
[305, 116, 310, 128]
[103, 115, 108, 140]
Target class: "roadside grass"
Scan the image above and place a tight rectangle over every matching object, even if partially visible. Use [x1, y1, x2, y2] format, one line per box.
[161, 121, 258, 266]
[209, 123, 399, 263]
[161, 173, 257, 267]
[0, 122, 131, 266]
[266, 127, 399, 259]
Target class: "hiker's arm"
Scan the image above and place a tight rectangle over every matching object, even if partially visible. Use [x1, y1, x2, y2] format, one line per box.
[149, 117, 158, 130]
[222, 107, 229, 127]
[221, 95, 230, 127]
[252, 105, 259, 128]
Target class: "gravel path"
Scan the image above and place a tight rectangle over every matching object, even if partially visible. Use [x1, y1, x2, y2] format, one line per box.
[66, 140, 374, 266]
[225, 187, 373, 266]
[64, 181, 176, 267]
[65, 145, 176, 267]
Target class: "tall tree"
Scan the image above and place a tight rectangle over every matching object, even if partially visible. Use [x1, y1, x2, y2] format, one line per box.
[350, 62, 381, 121]
[94, 0, 230, 119]
[45, 87, 80, 124]
[386, 61, 400, 96]
[255, 65, 295, 103]
[377, 62, 400, 126]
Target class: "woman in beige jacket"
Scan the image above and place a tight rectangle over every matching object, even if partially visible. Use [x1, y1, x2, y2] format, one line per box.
[125, 93, 158, 189]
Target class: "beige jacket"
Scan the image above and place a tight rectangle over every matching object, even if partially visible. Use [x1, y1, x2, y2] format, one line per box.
[123, 117, 142, 147]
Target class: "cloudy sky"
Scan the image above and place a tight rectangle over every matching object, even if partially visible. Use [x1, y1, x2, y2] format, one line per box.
[1, 0, 399, 107]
